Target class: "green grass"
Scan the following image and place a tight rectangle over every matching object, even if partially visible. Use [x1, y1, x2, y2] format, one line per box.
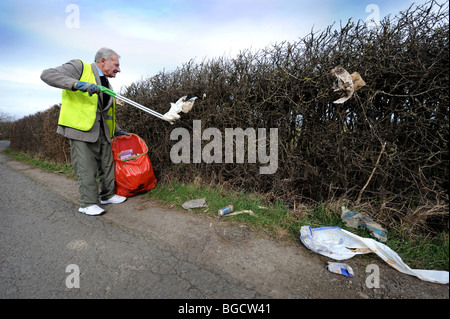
[3, 147, 449, 271]
[148, 181, 297, 239]
[3, 148, 76, 179]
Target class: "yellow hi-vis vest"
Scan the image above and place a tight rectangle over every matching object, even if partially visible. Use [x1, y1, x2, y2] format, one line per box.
[59, 60, 115, 138]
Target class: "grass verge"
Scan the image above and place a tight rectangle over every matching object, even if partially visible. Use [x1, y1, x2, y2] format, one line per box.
[3, 147, 448, 271]
[3, 148, 76, 179]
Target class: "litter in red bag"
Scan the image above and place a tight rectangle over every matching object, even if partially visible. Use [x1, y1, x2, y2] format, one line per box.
[112, 133, 157, 197]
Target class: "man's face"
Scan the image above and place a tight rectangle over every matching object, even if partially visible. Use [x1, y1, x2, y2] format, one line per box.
[98, 55, 120, 78]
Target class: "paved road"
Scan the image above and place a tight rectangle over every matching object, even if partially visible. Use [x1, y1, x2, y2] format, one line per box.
[0, 140, 267, 300]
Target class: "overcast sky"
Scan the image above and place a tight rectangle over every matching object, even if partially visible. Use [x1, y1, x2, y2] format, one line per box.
[0, 0, 432, 119]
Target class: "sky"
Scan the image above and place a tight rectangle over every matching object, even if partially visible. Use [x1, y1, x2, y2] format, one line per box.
[0, 0, 433, 119]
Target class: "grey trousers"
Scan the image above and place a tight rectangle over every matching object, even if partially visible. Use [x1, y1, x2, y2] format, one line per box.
[69, 130, 115, 208]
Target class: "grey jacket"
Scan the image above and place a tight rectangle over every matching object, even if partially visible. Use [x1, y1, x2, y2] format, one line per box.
[40, 59, 121, 143]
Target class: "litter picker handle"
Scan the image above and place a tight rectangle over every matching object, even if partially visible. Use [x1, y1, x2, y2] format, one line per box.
[98, 85, 116, 97]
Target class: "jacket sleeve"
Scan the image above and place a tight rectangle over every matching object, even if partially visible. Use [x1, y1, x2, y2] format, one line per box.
[40, 59, 83, 91]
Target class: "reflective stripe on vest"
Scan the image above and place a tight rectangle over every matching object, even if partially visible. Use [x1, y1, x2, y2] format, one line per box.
[105, 102, 115, 138]
[59, 60, 115, 137]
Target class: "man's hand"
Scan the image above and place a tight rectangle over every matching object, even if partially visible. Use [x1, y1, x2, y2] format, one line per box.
[74, 81, 100, 96]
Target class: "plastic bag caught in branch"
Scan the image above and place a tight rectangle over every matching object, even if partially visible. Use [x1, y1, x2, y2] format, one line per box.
[331, 66, 366, 104]
[162, 96, 198, 123]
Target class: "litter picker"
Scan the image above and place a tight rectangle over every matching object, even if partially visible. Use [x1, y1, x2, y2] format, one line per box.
[98, 85, 197, 124]
[99, 85, 164, 119]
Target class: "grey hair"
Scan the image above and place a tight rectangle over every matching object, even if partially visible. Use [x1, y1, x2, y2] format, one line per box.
[94, 47, 120, 62]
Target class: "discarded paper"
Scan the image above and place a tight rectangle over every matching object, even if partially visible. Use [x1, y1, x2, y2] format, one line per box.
[182, 198, 208, 210]
[331, 66, 366, 104]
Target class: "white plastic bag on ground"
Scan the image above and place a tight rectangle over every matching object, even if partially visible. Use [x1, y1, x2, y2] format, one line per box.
[300, 226, 449, 284]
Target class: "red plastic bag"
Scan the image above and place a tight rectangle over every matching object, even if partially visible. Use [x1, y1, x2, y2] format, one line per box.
[112, 133, 157, 197]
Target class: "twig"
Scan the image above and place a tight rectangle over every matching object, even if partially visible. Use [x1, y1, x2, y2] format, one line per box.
[356, 141, 386, 205]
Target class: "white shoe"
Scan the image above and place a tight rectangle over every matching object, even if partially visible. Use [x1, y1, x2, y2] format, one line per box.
[100, 194, 127, 205]
[78, 204, 105, 216]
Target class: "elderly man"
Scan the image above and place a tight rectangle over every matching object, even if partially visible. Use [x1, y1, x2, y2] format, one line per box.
[41, 47, 128, 216]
